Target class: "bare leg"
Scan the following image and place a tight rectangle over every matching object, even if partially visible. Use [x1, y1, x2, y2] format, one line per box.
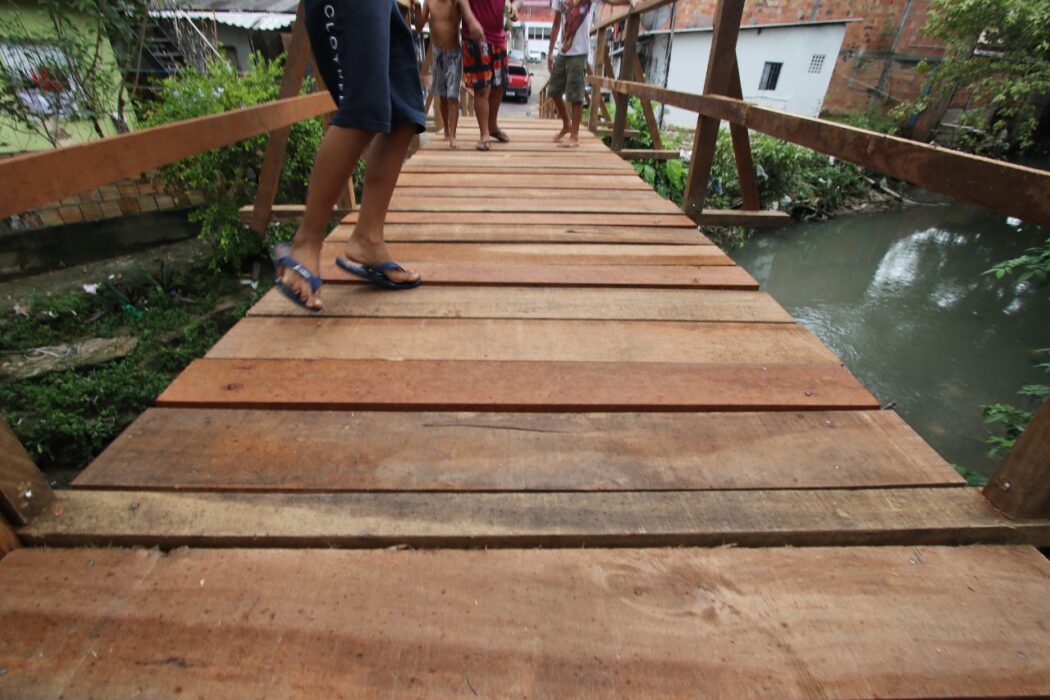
[447, 98, 460, 148]
[552, 95, 570, 141]
[281, 125, 375, 309]
[558, 101, 583, 148]
[344, 123, 420, 285]
[489, 86, 507, 141]
[439, 96, 450, 141]
[474, 85, 491, 149]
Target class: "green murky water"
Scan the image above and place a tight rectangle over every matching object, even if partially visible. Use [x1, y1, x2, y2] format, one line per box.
[731, 204, 1050, 478]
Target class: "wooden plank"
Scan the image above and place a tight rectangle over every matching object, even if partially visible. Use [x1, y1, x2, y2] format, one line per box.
[248, 286, 790, 322]
[207, 318, 841, 365]
[689, 209, 793, 228]
[324, 223, 710, 245]
[0, 419, 53, 526]
[156, 359, 878, 411]
[322, 262, 759, 288]
[339, 211, 698, 227]
[3, 546, 1050, 698]
[74, 408, 959, 492]
[611, 14, 641, 151]
[683, 0, 746, 213]
[592, 76, 1050, 229]
[984, 397, 1050, 519]
[0, 91, 333, 220]
[594, 0, 675, 31]
[238, 204, 350, 225]
[387, 196, 683, 214]
[588, 26, 609, 132]
[29, 488, 1050, 549]
[323, 242, 731, 266]
[617, 149, 681, 160]
[393, 187, 673, 200]
[396, 172, 652, 189]
[0, 519, 18, 561]
[423, 141, 608, 152]
[402, 165, 641, 176]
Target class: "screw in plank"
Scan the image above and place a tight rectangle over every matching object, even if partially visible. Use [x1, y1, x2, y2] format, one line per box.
[1000, 480, 1012, 492]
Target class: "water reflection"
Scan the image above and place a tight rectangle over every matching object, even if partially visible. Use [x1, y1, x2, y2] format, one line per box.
[732, 204, 1050, 477]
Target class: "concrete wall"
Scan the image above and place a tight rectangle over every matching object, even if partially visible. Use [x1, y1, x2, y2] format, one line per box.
[646, 22, 846, 128]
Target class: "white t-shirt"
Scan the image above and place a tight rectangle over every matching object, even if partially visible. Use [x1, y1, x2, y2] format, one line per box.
[551, 0, 598, 57]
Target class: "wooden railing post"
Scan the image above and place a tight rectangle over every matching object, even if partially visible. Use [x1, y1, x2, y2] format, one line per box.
[588, 28, 609, 133]
[250, 2, 312, 234]
[0, 418, 53, 527]
[983, 397, 1050, 519]
[683, 0, 746, 214]
[632, 54, 663, 150]
[610, 13, 640, 152]
[728, 60, 760, 210]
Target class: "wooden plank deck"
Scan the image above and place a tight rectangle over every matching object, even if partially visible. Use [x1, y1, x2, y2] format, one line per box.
[4, 118, 1050, 698]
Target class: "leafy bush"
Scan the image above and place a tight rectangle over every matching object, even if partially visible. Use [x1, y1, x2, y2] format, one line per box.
[612, 97, 868, 222]
[981, 349, 1050, 457]
[143, 55, 325, 269]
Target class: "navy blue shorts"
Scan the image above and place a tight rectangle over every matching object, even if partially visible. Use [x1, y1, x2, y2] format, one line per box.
[304, 0, 425, 134]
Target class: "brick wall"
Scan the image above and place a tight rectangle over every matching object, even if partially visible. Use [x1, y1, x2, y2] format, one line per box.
[5, 171, 205, 232]
[600, 0, 948, 114]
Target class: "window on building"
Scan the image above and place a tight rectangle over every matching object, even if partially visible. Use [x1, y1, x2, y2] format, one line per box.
[808, 54, 825, 74]
[758, 61, 782, 91]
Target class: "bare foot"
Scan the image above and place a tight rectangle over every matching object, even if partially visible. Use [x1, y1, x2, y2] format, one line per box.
[344, 234, 420, 286]
[449, 137, 458, 149]
[476, 139, 491, 151]
[275, 236, 323, 309]
[557, 136, 580, 148]
[553, 125, 570, 142]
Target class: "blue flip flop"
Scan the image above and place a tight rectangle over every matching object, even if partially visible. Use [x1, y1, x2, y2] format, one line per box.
[335, 257, 422, 290]
[272, 243, 323, 310]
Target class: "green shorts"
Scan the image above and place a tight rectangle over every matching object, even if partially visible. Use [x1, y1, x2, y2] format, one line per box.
[549, 53, 587, 103]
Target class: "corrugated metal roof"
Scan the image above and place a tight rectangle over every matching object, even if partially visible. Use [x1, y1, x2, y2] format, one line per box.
[151, 9, 295, 31]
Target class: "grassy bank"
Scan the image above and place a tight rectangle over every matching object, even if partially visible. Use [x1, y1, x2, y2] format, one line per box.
[0, 260, 265, 484]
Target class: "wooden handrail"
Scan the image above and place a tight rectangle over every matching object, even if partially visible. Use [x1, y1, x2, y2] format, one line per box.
[593, 0, 676, 32]
[0, 92, 334, 220]
[591, 75, 1050, 228]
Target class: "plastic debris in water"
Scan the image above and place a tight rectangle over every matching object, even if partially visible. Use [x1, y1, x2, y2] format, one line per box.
[83, 283, 99, 295]
[1006, 217, 1022, 227]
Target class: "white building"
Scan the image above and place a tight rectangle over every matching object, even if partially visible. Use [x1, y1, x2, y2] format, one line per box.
[637, 19, 854, 128]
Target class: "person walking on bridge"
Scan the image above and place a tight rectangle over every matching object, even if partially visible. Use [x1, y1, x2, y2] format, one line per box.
[549, 0, 633, 148]
[464, 0, 520, 150]
[272, 0, 426, 311]
[417, 0, 486, 149]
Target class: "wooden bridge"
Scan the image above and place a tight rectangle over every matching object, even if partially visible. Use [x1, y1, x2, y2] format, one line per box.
[2, 0, 1050, 696]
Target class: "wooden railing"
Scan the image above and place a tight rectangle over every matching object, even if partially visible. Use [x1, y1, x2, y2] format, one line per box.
[587, 0, 1050, 518]
[0, 0, 1046, 526]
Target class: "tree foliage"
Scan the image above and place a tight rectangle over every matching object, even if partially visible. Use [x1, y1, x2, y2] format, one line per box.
[896, 0, 1050, 151]
[143, 55, 326, 269]
[0, 0, 148, 147]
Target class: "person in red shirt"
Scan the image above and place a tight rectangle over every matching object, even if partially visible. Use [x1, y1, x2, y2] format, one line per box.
[463, 0, 520, 150]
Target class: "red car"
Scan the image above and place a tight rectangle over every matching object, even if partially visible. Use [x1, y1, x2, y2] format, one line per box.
[504, 60, 532, 103]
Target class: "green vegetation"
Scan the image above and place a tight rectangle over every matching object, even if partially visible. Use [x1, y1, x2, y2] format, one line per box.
[0, 263, 264, 479]
[893, 0, 1050, 152]
[0, 0, 147, 150]
[144, 56, 334, 270]
[607, 98, 873, 246]
[981, 239, 1050, 457]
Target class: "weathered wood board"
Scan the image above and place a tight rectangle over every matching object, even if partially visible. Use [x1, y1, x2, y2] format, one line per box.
[2, 547, 1049, 698]
[75, 409, 958, 492]
[157, 359, 878, 411]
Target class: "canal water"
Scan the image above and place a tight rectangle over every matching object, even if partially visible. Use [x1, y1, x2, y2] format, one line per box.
[731, 203, 1050, 479]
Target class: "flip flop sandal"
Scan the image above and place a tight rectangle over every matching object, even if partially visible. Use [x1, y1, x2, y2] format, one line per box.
[476, 141, 491, 151]
[271, 243, 323, 311]
[491, 130, 511, 143]
[336, 257, 422, 290]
